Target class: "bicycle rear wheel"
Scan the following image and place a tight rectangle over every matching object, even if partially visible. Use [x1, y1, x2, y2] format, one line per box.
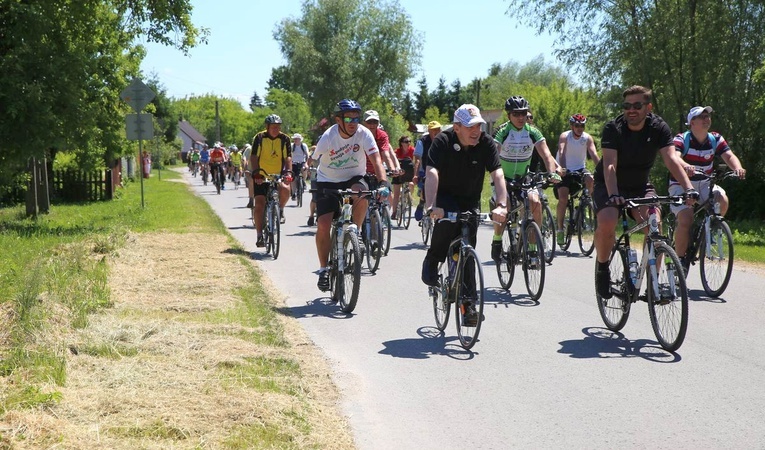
[699, 217, 733, 298]
[338, 231, 362, 313]
[421, 216, 432, 246]
[454, 247, 484, 349]
[496, 224, 516, 290]
[597, 246, 631, 331]
[380, 206, 392, 256]
[647, 241, 688, 352]
[541, 202, 556, 264]
[270, 202, 281, 260]
[431, 260, 451, 331]
[523, 221, 545, 301]
[577, 199, 596, 256]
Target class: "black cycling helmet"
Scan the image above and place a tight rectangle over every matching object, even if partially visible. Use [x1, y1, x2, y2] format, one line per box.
[265, 114, 282, 124]
[504, 96, 530, 112]
[569, 114, 587, 124]
[334, 99, 362, 115]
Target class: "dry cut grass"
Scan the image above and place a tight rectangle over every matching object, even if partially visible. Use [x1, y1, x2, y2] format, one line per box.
[0, 232, 354, 449]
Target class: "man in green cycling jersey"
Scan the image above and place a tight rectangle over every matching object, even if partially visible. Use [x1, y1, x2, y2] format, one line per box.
[491, 96, 562, 262]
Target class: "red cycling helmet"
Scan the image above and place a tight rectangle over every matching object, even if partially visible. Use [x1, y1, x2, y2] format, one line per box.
[569, 114, 587, 124]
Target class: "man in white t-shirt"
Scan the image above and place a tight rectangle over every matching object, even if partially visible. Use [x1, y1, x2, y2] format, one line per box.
[290, 133, 309, 200]
[312, 99, 390, 291]
[554, 114, 601, 245]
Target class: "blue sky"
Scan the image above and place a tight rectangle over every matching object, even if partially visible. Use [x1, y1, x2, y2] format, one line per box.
[138, 0, 562, 109]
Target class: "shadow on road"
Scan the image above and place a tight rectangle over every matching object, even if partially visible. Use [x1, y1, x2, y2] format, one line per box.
[557, 327, 682, 362]
[276, 297, 356, 320]
[287, 231, 315, 237]
[378, 327, 478, 360]
[483, 287, 539, 308]
[223, 248, 250, 257]
[688, 288, 727, 303]
[392, 242, 428, 251]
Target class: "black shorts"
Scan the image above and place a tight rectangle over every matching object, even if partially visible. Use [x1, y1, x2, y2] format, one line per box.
[315, 176, 368, 217]
[252, 181, 270, 197]
[291, 162, 305, 178]
[392, 159, 415, 184]
[553, 170, 589, 199]
[592, 182, 657, 213]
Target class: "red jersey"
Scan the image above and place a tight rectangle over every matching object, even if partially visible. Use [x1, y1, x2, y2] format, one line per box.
[210, 148, 226, 163]
[395, 145, 414, 160]
[365, 128, 390, 174]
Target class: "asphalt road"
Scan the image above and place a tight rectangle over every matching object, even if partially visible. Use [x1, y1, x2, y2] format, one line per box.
[183, 170, 765, 449]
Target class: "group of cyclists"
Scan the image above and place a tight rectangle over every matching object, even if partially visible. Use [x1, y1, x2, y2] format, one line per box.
[191, 86, 746, 347]
[187, 141, 250, 190]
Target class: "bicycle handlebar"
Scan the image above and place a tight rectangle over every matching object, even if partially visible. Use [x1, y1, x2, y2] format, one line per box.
[623, 195, 683, 208]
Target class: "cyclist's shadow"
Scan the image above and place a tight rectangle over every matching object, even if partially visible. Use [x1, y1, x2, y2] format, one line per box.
[483, 287, 539, 308]
[558, 327, 682, 362]
[378, 327, 479, 360]
[276, 297, 357, 319]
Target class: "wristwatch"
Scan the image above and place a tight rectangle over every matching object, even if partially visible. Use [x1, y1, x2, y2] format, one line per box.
[497, 202, 507, 208]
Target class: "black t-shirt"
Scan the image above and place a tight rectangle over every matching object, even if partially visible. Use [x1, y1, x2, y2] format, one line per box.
[594, 113, 674, 190]
[426, 128, 501, 211]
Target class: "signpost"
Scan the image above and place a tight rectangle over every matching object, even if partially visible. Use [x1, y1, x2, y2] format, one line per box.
[120, 78, 155, 207]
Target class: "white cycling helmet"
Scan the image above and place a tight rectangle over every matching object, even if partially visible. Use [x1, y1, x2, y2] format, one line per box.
[292, 133, 303, 140]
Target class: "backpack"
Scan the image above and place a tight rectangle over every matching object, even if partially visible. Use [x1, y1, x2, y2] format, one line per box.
[681, 131, 717, 157]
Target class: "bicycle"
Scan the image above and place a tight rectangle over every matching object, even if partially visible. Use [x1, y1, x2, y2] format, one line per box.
[252, 169, 286, 260]
[295, 170, 305, 208]
[558, 170, 597, 256]
[429, 211, 486, 349]
[664, 168, 739, 297]
[232, 165, 242, 190]
[200, 163, 209, 186]
[537, 176, 557, 264]
[495, 173, 552, 301]
[421, 213, 433, 247]
[396, 182, 413, 229]
[191, 161, 199, 177]
[597, 195, 689, 352]
[360, 188, 385, 274]
[310, 188, 369, 313]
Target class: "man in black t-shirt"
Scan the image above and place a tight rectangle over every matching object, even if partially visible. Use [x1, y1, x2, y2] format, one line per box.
[421, 104, 508, 326]
[593, 85, 697, 299]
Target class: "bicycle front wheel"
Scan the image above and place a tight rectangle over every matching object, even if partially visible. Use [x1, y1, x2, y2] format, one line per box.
[647, 241, 688, 352]
[421, 216, 432, 246]
[496, 224, 516, 290]
[431, 260, 451, 331]
[577, 199, 596, 256]
[338, 231, 362, 313]
[270, 202, 281, 260]
[380, 206, 392, 256]
[699, 217, 734, 298]
[523, 221, 545, 301]
[402, 193, 412, 229]
[296, 178, 304, 207]
[560, 203, 574, 252]
[454, 247, 484, 349]
[597, 246, 631, 331]
[541, 202, 556, 264]
[396, 195, 404, 228]
[367, 209, 383, 273]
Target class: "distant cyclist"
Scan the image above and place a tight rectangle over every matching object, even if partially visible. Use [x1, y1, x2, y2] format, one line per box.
[199, 145, 211, 181]
[413, 120, 442, 221]
[391, 135, 415, 220]
[554, 114, 600, 245]
[229, 145, 243, 185]
[669, 105, 746, 274]
[290, 133, 309, 201]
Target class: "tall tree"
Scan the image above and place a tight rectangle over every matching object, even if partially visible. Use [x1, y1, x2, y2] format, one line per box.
[273, 0, 422, 119]
[413, 76, 430, 122]
[432, 77, 449, 115]
[250, 90, 265, 111]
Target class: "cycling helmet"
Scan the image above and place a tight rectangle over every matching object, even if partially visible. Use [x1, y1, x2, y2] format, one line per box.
[265, 114, 282, 124]
[228, 145, 238, 151]
[334, 99, 362, 115]
[504, 96, 530, 112]
[569, 114, 587, 124]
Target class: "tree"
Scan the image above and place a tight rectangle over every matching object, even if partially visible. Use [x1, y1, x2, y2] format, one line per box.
[250, 90, 265, 111]
[264, 89, 313, 135]
[413, 76, 430, 122]
[273, 0, 423, 119]
[432, 77, 449, 115]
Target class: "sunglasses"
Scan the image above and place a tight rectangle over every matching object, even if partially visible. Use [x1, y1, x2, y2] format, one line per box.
[510, 111, 527, 117]
[342, 116, 361, 123]
[622, 101, 647, 110]
[573, 124, 585, 128]
[401, 140, 410, 143]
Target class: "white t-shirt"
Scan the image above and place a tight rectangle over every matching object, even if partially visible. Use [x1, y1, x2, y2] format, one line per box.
[556, 130, 591, 171]
[314, 125, 379, 182]
[292, 142, 308, 163]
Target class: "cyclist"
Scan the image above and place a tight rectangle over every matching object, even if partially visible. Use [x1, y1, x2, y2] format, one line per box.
[413, 121, 442, 221]
[250, 114, 293, 246]
[421, 104, 508, 326]
[593, 85, 698, 299]
[199, 144, 211, 181]
[243, 143, 254, 207]
[670, 105, 746, 274]
[189, 147, 200, 175]
[229, 145, 243, 185]
[390, 135, 415, 220]
[209, 144, 227, 188]
[313, 99, 391, 292]
[290, 133, 309, 201]
[306, 145, 319, 226]
[554, 114, 600, 245]
[363, 110, 401, 179]
[491, 96, 562, 263]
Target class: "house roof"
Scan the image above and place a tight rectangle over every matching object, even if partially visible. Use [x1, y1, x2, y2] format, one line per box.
[178, 120, 207, 143]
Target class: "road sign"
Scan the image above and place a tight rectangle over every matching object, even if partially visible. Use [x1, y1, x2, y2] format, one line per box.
[125, 113, 154, 141]
[120, 78, 155, 112]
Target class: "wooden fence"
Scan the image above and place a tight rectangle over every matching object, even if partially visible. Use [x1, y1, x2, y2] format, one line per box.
[49, 169, 114, 202]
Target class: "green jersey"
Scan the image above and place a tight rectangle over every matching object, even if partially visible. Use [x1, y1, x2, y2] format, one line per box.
[493, 121, 545, 179]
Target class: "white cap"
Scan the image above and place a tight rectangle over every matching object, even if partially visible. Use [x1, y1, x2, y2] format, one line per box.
[686, 106, 713, 125]
[292, 133, 303, 140]
[453, 104, 486, 127]
[363, 110, 381, 122]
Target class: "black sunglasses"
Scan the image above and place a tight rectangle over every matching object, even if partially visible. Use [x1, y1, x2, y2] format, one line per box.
[622, 101, 647, 110]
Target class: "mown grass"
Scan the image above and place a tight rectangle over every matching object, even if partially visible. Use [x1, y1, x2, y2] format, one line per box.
[0, 170, 314, 448]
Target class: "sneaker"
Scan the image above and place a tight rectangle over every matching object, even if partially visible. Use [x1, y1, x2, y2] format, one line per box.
[596, 267, 612, 299]
[317, 269, 330, 292]
[462, 302, 479, 327]
[557, 230, 565, 246]
[291, 194, 296, 200]
[307, 216, 314, 227]
[414, 204, 424, 221]
[280, 210, 286, 224]
[491, 240, 503, 262]
[246, 199, 253, 208]
[256, 235, 265, 248]
[421, 258, 439, 287]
